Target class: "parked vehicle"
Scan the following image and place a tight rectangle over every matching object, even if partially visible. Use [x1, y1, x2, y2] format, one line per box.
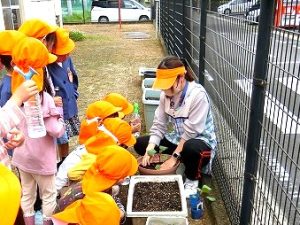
[275, 0, 300, 28]
[245, 1, 260, 23]
[217, 0, 256, 15]
[91, 0, 151, 23]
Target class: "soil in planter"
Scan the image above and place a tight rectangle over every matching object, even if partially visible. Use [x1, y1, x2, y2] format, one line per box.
[140, 162, 162, 170]
[132, 181, 182, 212]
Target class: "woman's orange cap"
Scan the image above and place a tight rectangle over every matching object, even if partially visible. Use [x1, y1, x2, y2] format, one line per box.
[52, 28, 75, 55]
[18, 18, 58, 39]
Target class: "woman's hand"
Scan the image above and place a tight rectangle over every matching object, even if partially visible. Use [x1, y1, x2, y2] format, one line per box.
[159, 157, 177, 170]
[141, 154, 151, 167]
[5, 128, 25, 149]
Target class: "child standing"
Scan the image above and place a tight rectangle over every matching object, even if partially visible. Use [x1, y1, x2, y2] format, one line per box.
[47, 28, 79, 166]
[11, 37, 65, 225]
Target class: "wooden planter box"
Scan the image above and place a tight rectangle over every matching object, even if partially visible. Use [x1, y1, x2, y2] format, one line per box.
[126, 175, 188, 217]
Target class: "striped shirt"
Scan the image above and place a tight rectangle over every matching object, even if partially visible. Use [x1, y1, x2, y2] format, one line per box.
[0, 101, 24, 168]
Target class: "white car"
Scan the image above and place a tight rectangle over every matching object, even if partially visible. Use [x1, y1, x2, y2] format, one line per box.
[91, 0, 151, 23]
[217, 0, 256, 15]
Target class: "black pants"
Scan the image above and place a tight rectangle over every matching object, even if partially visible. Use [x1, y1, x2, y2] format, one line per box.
[134, 135, 211, 180]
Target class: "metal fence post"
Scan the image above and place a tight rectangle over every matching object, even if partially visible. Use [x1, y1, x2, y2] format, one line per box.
[198, 0, 208, 85]
[240, 1, 276, 224]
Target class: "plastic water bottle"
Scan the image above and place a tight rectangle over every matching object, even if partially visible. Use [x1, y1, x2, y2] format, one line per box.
[54, 87, 64, 117]
[23, 94, 46, 138]
[14, 66, 46, 138]
[132, 102, 141, 138]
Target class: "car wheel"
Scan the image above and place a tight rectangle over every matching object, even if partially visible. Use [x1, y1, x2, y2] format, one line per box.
[224, 9, 231, 15]
[98, 16, 109, 23]
[139, 16, 149, 22]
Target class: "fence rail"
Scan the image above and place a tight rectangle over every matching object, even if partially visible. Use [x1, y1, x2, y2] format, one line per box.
[159, 0, 300, 224]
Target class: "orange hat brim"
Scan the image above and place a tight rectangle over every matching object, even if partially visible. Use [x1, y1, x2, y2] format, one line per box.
[152, 75, 178, 90]
[52, 200, 81, 223]
[122, 102, 133, 115]
[53, 39, 75, 56]
[124, 134, 136, 147]
[82, 170, 116, 194]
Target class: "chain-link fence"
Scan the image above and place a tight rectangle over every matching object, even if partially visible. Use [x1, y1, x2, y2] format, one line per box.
[158, 0, 300, 224]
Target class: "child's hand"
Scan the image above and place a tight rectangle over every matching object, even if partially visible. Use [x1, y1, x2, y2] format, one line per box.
[54, 96, 63, 107]
[10, 80, 38, 106]
[5, 128, 25, 149]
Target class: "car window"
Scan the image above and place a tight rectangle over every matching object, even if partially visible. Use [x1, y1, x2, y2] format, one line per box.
[108, 0, 119, 8]
[124, 0, 140, 9]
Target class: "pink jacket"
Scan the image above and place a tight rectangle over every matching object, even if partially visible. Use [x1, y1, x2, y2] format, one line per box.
[0, 100, 24, 168]
[12, 92, 65, 175]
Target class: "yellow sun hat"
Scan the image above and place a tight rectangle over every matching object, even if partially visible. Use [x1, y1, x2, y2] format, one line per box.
[0, 30, 26, 55]
[0, 164, 21, 225]
[103, 92, 133, 118]
[82, 145, 138, 194]
[52, 27, 75, 55]
[18, 18, 58, 39]
[152, 66, 186, 90]
[52, 192, 120, 225]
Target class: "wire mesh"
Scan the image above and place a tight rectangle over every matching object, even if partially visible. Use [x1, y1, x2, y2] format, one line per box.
[159, 0, 300, 224]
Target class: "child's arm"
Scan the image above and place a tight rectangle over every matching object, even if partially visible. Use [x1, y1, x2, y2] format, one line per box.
[0, 80, 38, 137]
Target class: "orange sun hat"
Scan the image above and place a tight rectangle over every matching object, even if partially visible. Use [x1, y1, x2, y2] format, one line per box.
[85, 100, 122, 120]
[18, 18, 58, 39]
[78, 100, 122, 144]
[0, 164, 22, 225]
[82, 145, 138, 194]
[52, 192, 120, 225]
[11, 36, 57, 92]
[0, 30, 26, 55]
[153, 66, 186, 90]
[52, 27, 75, 55]
[102, 117, 136, 147]
[83, 117, 136, 154]
[103, 92, 134, 118]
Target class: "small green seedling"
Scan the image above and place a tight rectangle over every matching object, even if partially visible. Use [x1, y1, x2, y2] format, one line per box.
[197, 185, 216, 202]
[146, 146, 169, 170]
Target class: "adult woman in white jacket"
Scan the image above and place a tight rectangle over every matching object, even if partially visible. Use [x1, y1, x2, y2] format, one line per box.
[134, 56, 217, 197]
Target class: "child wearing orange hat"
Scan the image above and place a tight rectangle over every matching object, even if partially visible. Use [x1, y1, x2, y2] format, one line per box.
[47, 27, 80, 169]
[55, 100, 121, 191]
[52, 192, 120, 225]
[103, 92, 142, 135]
[10, 37, 65, 225]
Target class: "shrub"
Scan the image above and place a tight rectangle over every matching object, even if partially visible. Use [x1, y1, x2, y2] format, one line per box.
[69, 30, 86, 42]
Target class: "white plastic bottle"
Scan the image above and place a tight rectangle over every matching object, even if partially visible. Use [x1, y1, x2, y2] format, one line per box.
[13, 66, 46, 138]
[23, 94, 46, 138]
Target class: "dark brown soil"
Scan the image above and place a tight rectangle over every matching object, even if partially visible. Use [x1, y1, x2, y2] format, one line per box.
[141, 162, 162, 170]
[132, 181, 182, 212]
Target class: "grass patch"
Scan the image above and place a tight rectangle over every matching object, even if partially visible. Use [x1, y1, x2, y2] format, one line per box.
[63, 11, 91, 23]
[85, 34, 113, 41]
[70, 30, 86, 41]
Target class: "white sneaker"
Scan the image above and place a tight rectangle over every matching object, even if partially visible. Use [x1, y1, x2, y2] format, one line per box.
[184, 178, 198, 198]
